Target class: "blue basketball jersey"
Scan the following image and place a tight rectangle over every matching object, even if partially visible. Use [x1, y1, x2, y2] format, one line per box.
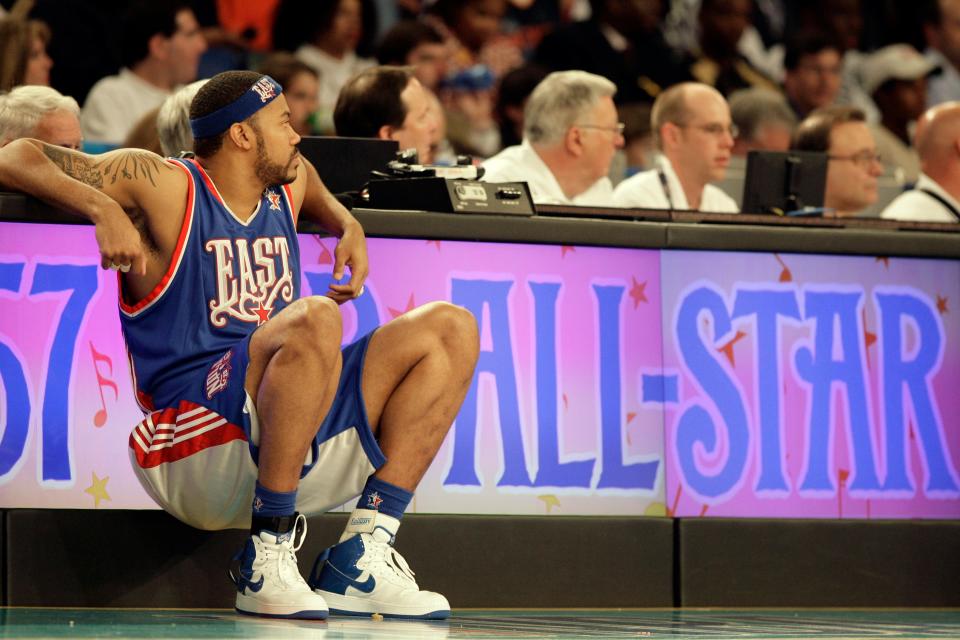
[120, 158, 301, 412]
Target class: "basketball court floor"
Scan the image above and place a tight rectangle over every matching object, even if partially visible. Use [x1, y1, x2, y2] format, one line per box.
[2, 608, 959, 639]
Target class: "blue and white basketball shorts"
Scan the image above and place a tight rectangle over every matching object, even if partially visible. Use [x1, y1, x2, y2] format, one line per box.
[128, 330, 385, 531]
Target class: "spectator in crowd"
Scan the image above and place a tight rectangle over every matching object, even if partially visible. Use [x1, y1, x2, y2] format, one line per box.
[729, 87, 796, 155]
[123, 79, 208, 158]
[334, 65, 438, 165]
[613, 82, 739, 212]
[882, 101, 960, 221]
[923, 0, 960, 106]
[375, 20, 448, 91]
[534, 0, 690, 105]
[425, 0, 522, 158]
[481, 70, 623, 206]
[782, 32, 843, 120]
[494, 63, 549, 149]
[0, 15, 52, 91]
[81, 0, 206, 146]
[0, 85, 80, 149]
[274, 0, 375, 135]
[689, 0, 780, 96]
[425, 0, 521, 78]
[860, 44, 938, 184]
[792, 105, 882, 217]
[797, 0, 879, 122]
[122, 107, 164, 156]
[258, 53, 320, 136]
[157, 79, 207, 157]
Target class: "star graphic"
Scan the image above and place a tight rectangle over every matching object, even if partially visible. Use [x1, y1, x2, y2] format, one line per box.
[717, 330, 747, 366]
[389, 293, 416, 319]
[367, 492, 383, 509]
[254, 301, 273, 325]
[937, 295, 949, 315]
[876, 256, 890, 269]
[560, 245, 575, 258]
[266, 189, 282, 211]
[538, 495, 561, 513]
[85, 472, 111, 508]
[629, 277, 648, 308]
[426, 240, 442, 251]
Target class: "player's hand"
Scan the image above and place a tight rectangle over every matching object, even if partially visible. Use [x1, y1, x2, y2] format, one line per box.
[327, 220, 369, 304]
[94, 205, 146, 276]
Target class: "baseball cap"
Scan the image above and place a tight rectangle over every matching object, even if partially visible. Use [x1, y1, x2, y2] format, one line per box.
[860, 44, 940, 96]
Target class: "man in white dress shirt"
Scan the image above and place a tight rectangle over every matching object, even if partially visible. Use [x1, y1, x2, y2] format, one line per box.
[81, 1, 206, 147]
[612, 82, 739, 212]
[882, 102, 960, 222]
[481, 70, 623, 206]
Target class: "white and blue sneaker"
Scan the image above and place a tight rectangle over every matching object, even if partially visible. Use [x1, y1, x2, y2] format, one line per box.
[308, 510, 450, 619]
[230, 513, 329, 619]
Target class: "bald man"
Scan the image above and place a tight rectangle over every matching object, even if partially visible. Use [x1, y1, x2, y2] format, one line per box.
[881, 102, 960, 222]
[613, 82, 739, 212]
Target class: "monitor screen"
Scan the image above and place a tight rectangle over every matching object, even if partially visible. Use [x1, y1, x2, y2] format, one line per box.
[298, 136, 398, 195]
[741, 150, 828, 216]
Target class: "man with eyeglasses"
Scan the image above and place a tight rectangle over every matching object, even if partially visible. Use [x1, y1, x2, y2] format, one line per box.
[882, 102, 960, 222]
[612, 82, 739, 212]
[481, 70, 623, 206]
[792, 105, 883, 217]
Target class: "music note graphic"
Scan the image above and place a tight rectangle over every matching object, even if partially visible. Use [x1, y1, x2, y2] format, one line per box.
[89, 342, 119, 428]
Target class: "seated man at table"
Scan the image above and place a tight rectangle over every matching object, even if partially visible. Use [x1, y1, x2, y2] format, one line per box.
[0, 85, 82, 150]
[612, 82, 739, 212]
[481, 70, 622, 206]
[333, 65, 439, 165]
[882, 101, 960, 222]
[792, 105, 883, 218]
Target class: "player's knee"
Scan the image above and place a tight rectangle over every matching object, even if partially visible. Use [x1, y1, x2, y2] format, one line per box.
[423, 301, 479, 363]
[284, 296, 342, 353]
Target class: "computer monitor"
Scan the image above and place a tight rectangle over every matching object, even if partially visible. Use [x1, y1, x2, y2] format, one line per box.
[297, 136, 398, 194]
[741, 150, 828, 216]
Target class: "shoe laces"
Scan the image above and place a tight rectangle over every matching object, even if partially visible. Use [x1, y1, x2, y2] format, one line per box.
[256, 513, 311, 590]
[359, 528, 419, 588]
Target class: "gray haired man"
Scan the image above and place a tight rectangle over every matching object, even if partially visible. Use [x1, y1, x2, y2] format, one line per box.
[482, 70, 624, 206]
[0, 85, 82, 150]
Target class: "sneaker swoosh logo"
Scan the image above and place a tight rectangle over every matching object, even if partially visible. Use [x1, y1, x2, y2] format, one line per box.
[238, 572, 265, 594]
[346, 573, 376, 593]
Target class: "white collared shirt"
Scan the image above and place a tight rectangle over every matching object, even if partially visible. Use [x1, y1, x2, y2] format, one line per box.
[81, 68, 171, 145]
[881, 173, 960, 223]
[481, 140, 615, 206]
[612, 155, 740, 212]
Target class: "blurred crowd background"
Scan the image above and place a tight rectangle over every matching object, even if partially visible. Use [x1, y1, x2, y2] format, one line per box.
[2, 0, 959, 215]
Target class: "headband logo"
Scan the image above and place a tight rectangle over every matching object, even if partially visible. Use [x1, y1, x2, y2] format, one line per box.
[252, 77, 277, 103]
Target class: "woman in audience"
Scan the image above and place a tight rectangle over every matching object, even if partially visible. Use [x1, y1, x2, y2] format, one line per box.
[0, 16, 52, 91]
[258, 52, 321, 137]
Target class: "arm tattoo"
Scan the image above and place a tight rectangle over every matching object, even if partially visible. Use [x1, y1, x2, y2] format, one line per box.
[41, 145, 169, 189]
[42, 144, 103, 188]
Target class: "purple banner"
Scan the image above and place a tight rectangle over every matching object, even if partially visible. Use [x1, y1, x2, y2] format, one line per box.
[661, 250, 960, 518]
[0, 223, 665, 516]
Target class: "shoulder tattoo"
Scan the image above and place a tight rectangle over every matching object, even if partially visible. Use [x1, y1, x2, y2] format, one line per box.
[42, 145, 170, 189]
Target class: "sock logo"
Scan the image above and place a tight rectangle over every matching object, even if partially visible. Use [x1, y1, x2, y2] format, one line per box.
[252, 497, 263, 512]
[366, 492, 383, 510]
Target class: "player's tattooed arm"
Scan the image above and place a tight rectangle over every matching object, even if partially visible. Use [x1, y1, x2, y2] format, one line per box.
[41, 145, 172, 190]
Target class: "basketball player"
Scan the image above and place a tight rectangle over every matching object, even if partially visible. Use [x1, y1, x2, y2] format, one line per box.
[0, 71, 479, 620]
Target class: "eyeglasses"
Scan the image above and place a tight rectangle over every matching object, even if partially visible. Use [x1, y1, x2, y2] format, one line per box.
[828, 150, 882, 168]
[679, 122, 740, 138]
[576, 122, 626, 135]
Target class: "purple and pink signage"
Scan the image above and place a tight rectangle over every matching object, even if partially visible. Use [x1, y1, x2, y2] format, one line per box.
[1, 221, 959, 519]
